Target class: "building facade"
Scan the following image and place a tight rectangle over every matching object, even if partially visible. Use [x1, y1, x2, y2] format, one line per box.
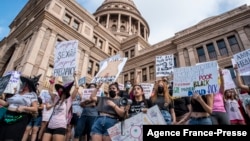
[0, 0, 250, 89]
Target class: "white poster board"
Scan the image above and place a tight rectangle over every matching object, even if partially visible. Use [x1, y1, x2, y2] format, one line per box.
[81, 88, 103, 101]
[100, 54, 121, 68]
[140, 83, 154, 99]
[91, 57, 127, 83]
[4, 71, 21, 94]
[108, 105, 165, 141]
[222, 69, 236, 90]
[155, 54, 174, 77]
[54, 40, 78, 77]
[233, 49, 250, 76]
[173, 61, 218, 97]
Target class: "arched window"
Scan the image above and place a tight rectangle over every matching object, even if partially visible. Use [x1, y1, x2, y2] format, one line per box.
[111, 25, 117, 31]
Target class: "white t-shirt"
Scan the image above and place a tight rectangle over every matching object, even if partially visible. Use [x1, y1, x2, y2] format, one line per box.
[7, 92, 38, 109]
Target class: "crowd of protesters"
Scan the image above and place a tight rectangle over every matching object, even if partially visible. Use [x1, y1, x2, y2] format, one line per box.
[0, 64, 250, 141]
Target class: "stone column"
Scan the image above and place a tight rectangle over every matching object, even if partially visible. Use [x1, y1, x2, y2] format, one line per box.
[223, 37, 233, 55]
[188, 48, 196, 66]
[117, 14, 121, 32]
[237, 27, 250, 49]
[106, 14, 110, 29]
[178, 50, 185, 67]
[37, 31, 57, 81]
[128, 16, 132, 35]
[212, 41, 221, 59]
[81, 51, 90, 77]
[97, 16, 100, 22]
[22, 26, 46, 76]
[202, 45, 210, 61]
[137, 21, 140, 36]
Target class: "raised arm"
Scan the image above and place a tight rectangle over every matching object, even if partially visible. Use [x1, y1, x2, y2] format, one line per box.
[219, 68, 225, 94]
[90, 83, 102, 102]
[71, 72, 80, 100]
[234, 65, 249, 92]
[48, 76, 56, 101]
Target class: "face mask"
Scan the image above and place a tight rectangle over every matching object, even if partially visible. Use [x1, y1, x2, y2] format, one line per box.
[109, 90, 116, 98]
[158, 86, 164, 94]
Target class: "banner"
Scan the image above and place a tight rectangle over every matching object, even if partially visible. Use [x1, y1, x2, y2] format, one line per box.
[0, 74, 12, 95]
[173, 61, 218, 97]
[155, 54, 174, 77]
[54, 40, 78, 77]
[108, 105, 165, 141]
[91, 57, 127, 83]
[4, 71, 21, 94]
[233, 49, 250, 76]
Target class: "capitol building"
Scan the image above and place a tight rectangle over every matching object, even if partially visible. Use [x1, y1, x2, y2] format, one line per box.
[0, 0, 250, 88]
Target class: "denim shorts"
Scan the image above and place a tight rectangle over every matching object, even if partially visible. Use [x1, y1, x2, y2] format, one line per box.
[27, 116, 42, 127]
[160, 110, 172, 125]
[188, 117, 212, 125]
[91, 116, 118, 136]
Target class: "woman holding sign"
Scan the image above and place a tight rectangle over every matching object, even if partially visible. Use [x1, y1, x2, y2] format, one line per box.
[90, 82, 126, 141]
[0, 76, 38, 141]
[150, 80, 176, 125]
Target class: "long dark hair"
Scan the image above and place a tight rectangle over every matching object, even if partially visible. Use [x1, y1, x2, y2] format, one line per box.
[132, 84, 149, 108]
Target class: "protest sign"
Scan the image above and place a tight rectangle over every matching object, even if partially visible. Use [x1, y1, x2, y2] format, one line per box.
[78, 77, 86, 86]
[4, 71, 21, 94]
[233, 49, 250, 76]
[238, 93, 250, 114]
[100, 54, 121, 68]
[91, 57, 127, 83]
[0, 74, 12, 95]
[62, 75, 74, 85]
[108, 105, 165, 141]
[222, 69, 236, 90]
[81, 88, 103, 101]
[155, 54, 174, 77]
[54, 40, 78, 77]
[140, 83, 154, 99]
[173, 61, 218, 97]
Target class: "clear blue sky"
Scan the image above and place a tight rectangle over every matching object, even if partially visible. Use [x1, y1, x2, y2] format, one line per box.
[0, 0, 28, 41]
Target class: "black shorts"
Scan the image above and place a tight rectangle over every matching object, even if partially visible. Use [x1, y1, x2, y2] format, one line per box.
[70, 113, 79, 126]
[45, 127, 67, 135]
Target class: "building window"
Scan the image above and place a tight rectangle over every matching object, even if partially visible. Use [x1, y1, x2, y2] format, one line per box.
[93, 36, 97, 44]
[125, 51, 129, 57]
[63, 14, 71, 25]
[113, 50, 117, 55]
[149, 65, 154, 80]
[174, 57, 177, 67]
[72, 20, 80, 30]
[111, 25, 117, 31]
[228, 35, 240, 53]
[108, 47, 112, 55]
[88, 60, 94, 75]
[206, 43, 217, 60]
[142, 68, 147, 82]
[130, 72, 134, 85]
[120, 26, 125, 32]
[216, 39, 228, 56]
[97, 40, 103, 49]
[124, 74, 128, 85]
[130, 49, 135, 58]
[196, 47, 206, 62]
[94, 63, 99, 76]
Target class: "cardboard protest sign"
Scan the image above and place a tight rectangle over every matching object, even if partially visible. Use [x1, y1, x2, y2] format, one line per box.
[118, 83, 124, 91]
[54, 40, 78, 77]
[155, 54, 174, 77]
[173, 61, 218, 97]
[0, 74, 12, 95]
[4, 71, 21, 94]
[222, 69, 236, 90]
[78, 77, 86, 86]
[91, 57, 127, 83]
[238, 93, 250, 114]
[233, 49, 250, 76]
[140, 83, 154, 99]
[100, 54, 121, 68]
[108, 105, 165, 141]
[81, 88, 103, 101]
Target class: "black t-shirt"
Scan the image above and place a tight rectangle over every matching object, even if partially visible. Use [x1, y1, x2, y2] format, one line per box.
[173, 97, 191, 117]
[128, 99, 151, 117]
[150, 95, 174, 112]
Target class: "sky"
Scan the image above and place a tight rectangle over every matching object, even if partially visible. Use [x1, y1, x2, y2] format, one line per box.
[1, 0, 250, 45]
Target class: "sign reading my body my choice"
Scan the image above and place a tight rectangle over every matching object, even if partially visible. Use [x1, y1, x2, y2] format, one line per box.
[173, 61, 218, 97]
[54, 40, 78, 77]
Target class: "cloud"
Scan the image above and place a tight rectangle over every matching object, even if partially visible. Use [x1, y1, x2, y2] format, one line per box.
[76, 0, 250, 45]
